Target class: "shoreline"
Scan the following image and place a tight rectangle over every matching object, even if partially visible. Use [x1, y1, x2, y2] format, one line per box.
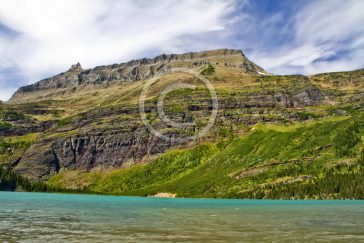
[148, 192, 177, 198]
[1, 190, 363, 201]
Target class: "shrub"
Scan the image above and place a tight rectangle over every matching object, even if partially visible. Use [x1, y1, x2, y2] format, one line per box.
[200, 64, 215, 75]
[0, 122, 12, 130]
[3, 111, 25, 121]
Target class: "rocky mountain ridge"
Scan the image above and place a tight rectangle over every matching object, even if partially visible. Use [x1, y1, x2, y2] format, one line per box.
[9, 49, 266, 103]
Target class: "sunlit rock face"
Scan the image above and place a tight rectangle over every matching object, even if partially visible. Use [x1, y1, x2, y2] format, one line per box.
[9, 49, 267, 104]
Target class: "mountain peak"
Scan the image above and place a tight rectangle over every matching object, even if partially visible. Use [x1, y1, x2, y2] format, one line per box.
[9, 49, 267, 103]
[68, 63, 82, 72]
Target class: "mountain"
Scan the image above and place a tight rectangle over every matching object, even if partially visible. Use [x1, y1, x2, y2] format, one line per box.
[9, 49, 267, 104]
[1, 49, 364, 199]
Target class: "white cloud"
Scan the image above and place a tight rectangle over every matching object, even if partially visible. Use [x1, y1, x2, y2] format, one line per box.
[0, 0, 235, 100]
[250, 0, 364, 75]
[295, 0, 364, 45]
[254, 45, 334, 70]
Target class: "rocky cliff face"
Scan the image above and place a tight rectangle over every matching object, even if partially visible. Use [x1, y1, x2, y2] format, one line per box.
[14, 127, 178, 180]
[9, 49, 267, 103]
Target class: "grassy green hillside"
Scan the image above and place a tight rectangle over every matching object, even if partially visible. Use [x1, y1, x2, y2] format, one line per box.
[48, 113, 364, 199]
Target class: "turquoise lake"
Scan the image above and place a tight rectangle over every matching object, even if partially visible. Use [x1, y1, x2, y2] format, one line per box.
[0, 192, 364, 242]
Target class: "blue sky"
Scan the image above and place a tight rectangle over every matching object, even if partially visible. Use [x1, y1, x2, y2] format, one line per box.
[0, 0, 364, 101]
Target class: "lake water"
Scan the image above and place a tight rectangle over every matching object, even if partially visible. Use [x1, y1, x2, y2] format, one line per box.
[0, 192, 364, 242]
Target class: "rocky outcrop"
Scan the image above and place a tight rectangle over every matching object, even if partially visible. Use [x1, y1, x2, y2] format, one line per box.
[148, 192, 176, 198]
[68, 63, 83, 72]
[13, 127, 190, 181]
[9, 49, 267, 103]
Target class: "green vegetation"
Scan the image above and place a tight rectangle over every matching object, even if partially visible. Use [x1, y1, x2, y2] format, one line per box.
[0, 167, 54, 192]
[49, 144, 213, 194]
[0, 133, 39, 164]
[333, 120, 361, 156]
[2, 111, 26, 121]
[200, 64, 215, 75]
[0, 122, 12, 130]
[0, 166, 90, 194]
[48, 115, 364, 199]
[57, 116, 75, 126]
[239, 159, 364, 199]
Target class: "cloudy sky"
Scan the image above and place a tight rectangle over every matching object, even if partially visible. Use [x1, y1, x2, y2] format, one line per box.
[0, 0, 363, 101]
